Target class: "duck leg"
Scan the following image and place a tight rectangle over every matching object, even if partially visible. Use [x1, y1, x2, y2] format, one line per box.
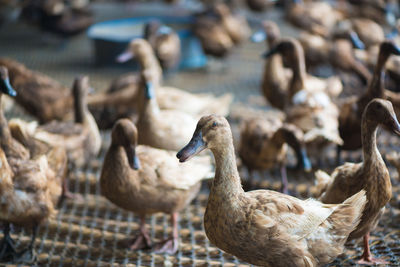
[14, 224, 38, 264]
[154, 212, 179, 255]
[280, 164, 289, 195]
[129, 216, 152, 250]
[336, 145, 342, 165]
[357, 233, 389, 265]
[0, 223, 16, 262]
[59, 175, 84, 205]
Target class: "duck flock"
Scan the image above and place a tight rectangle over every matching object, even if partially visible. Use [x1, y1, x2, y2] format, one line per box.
[1, 0, 400, 266]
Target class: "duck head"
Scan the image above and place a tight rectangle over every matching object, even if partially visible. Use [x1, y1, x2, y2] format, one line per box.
[381, 40, 400, 55]
[144, 20, 161, 39]
[252, 20, 280, 44]
[177, 115, 231, 162]
[263, 38, 295, 58]
[0, 66, 17, 97]
[214, 3, 231, 17]
[275, 124, 312, 172]
[116, 38, 154, 63]
[263, 38, 304, 71]
[334, 21, 365, 49]
[111, 119, 141, 170]
[364, 98, 400, 135]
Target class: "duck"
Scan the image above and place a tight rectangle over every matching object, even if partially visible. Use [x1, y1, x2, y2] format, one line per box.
[100, 119, 212, 254]
[136, 70, 197, 151]
[285, 0, 342, 37]
[347, 18, 385, 49]
[7, 76, 101, 168]
[0, 67, 69, 200]
[143, 20, 181, 71]
[20, 0, 93, 37]
[0, 58, 73, 124]
[88, 39, 232, 128]
[315, 98, 397, 265]
[176, 114, 367, 266]
[0, 66, 29, 161]
[213, 3, 251, 45]
[264, 38, 343, 161]
[192, 11, 234, 58]
[0, 147, 61, 264]
[7, 120, 70, 199]
[337, 41, 400, 162]
[337, 0, 393, 25]
[251, 20, 292, 110]
[298, 24, 370, 82]
[239, 115, 311, 193]
[0, 70, 62, 264]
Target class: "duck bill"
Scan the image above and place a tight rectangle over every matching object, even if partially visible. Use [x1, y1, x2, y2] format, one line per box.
[386, 28, 398, 40]
[296, 148, 312, 172]
[251, 30, 267, 43]
[125, 145, 141, 170]
[392, 43, 400, 55]
[349, 31, 365, 50]
[177, 131, 206, 163]
[391, 118, 400, 136]
[0, 77, 17, 97]
[262, 48, 277, 58]
[116, 50, 134, 63]
[158, 25, 172, 35]
[145, 81, 155, 99]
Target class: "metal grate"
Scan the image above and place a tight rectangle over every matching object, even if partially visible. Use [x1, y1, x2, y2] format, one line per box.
[1, 2, 400, 266]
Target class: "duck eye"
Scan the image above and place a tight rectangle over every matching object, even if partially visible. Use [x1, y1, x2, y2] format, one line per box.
[212, 122, 218, 128]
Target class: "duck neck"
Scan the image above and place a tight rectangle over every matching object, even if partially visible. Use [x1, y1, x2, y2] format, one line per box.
[139, 96, 160, 121]
[367, 52, 388, 98]
[74, 88, 88, 124]
[289, 50, 306, 98]
[266, 53, 285, 80]
[138, 53, 162, 77]
[210, 139, 243, 198]
[361, 117, 381, 167]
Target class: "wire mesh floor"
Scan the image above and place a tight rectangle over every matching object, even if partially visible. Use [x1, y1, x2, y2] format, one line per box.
[1, 2, 400, 266]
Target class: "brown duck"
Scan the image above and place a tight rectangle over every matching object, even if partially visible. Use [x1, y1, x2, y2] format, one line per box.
[264, 38, 343, 161]
[338, 41, 400, 162]
[8, 76, 101, 168]
[177, 114, 367, 266]
[0, 66, 29, 161]
[88, 39, 232, 129]
[0, 68, 62, 264]
[285, 0, 342, 37]
[251, 20, 292, 110]
[192, 11, 234, 58]
[316, 98, 398, 265]
[239, 115, 311, 193]
[0, 58, 73, 123]
[100, 119, 212, 254]
[144, 20, 181, 71]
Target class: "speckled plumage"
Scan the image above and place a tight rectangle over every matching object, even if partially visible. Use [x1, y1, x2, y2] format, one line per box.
[316, 99, 397, 264]
[100, 119, 213, 253]
[266, 38, 343, 158]
[7, 76, 101, 167]
[339, 41, 400, 151]
[178, 115, 367, 266]
[0, 58, 73, 123]
[87, 39, 232, 129]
